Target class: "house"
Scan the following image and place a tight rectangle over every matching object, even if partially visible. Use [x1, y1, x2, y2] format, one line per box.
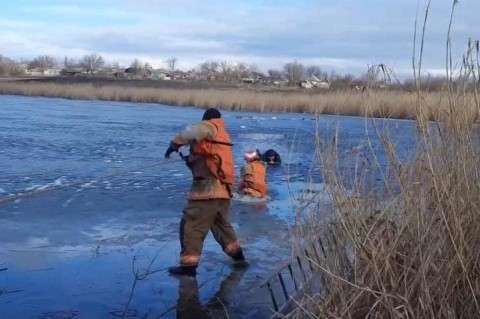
[259, 76, 274, 85]
[317, 81, 331, 89]
[159, 72, 171, 80]
[26, 68, 45, 76]
[301, 75, 331, 89]
[301, 80, 314, 89]
[185, 71, 197, 79]
[25, 67, 63, 76]
[273, 79, 288, 86]
[61, 68, 84, 77]
[125, 67, 152, 79]
[173, 71, 186, 80]
[242, 77, 255, 84]
[44, 68, 62, 76]
[151, 70, 172, 80]
[10, 64, 27, 75]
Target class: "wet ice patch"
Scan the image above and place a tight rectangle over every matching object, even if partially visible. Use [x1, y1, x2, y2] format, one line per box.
[25, 184, 43, 191]
[1, 239, 107, 260]
[27, 237, 51, 247]
[80, 218, 178, 248]
[239, 133, 285, 141]
[80, 180, 97, 188]
[24, 176, 67, 191]
[268, 181, 331, 221]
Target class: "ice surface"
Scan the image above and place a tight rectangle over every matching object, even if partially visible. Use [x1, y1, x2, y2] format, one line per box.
[0, 95, 417, 318]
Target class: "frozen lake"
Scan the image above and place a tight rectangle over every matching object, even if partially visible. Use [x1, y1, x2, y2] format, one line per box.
[0, 95, 416, 318]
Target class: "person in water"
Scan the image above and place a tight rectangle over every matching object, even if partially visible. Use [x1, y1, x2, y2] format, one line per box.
[237, 150, 268, 198]
[260, 149, 281, 166]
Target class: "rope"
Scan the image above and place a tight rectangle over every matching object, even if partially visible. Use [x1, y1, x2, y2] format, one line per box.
[0, 158, 183, 206]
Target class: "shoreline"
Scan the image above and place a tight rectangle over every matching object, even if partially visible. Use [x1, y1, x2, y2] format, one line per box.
[0, 79, 475, 121]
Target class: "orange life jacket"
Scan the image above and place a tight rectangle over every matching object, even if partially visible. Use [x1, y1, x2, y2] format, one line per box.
[190, 118, 235, 185]
[242, 161, 267, 197]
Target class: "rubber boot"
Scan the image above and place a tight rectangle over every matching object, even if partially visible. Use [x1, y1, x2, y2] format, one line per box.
[168, 265, 197, 277]
[230, 248, 249, 268]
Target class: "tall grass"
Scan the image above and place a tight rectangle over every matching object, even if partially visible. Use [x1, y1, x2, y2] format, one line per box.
[290, 3, 480, 318]
[0, 81, 478, 121]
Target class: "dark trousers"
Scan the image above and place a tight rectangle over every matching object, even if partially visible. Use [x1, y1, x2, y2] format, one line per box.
[179, 199, 240, 267]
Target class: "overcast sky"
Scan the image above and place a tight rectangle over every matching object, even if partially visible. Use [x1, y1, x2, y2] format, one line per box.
[0, 0, 478, 78]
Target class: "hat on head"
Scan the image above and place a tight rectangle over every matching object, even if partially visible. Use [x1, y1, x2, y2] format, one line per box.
[265, 149, 276, 157]
[244, 150, 259, 161]
[202, 108, 221, 120]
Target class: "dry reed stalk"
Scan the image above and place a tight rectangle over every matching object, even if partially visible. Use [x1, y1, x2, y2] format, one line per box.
[0, 81, 474, 120]
[289, 4, 480, 318]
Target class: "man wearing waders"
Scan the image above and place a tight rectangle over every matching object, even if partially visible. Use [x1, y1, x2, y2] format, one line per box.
[164, 108, 247, 276]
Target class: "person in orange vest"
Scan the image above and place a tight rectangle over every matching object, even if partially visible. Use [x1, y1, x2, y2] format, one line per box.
[164, 108, 246, 277]
[238, 150, 268, 198]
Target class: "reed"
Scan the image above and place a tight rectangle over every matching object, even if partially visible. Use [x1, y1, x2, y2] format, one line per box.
[1, 81, 477, 121]
[288, 3, 480, 318]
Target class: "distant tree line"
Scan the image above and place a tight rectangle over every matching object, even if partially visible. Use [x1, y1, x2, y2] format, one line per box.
[0, 51, 457, 91]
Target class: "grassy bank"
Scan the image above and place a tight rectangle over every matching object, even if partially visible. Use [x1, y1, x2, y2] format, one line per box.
[0, 81, 478, 121]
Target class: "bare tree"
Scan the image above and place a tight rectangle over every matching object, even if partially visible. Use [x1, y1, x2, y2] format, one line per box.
[267, 69, 283, 80]
[235, 63, 249, 80]
[330, 73, 357, 90]
[28, 55, 56, 70]
[219, 60, 235, 82]
[129, 59, 143, 72]
[0, 55, 15, 75]
[63, 56, 76, 68]
[199, 61, 219, 76]
[306, 65, 328, 80]
[143, 62, 153, 76]
[144, 62, 152, 70]
[249, 63, 260, 75]
[110, 62, 121, 69]
[284, 61, 305, 86]
[166, 57, 178, 71]
[80, 53, 104, 73]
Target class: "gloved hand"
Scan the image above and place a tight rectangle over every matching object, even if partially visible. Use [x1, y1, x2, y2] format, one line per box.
[164, 141, 180, 158]
[180, 151, 193, 170]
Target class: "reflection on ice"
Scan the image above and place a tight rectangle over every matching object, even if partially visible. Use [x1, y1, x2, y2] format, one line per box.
[24, 176, 67, 191]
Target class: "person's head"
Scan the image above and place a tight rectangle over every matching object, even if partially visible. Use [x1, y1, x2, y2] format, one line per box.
[202, 108, 221, 121]
[265, 149, 277, 162]
[244, 150, 259, 162]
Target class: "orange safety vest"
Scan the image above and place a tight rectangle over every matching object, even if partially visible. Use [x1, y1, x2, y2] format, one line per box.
[242, 161, 267, 197]
[190, 118, 235, 185]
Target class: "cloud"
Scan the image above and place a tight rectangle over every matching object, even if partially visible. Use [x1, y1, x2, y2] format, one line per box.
[0, 0, 478, 77]
[20, 3, 134, 20]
